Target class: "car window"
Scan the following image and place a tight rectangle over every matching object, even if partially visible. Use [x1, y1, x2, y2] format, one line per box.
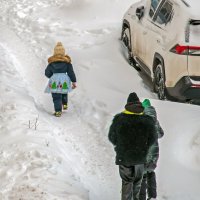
[188, 20, 200, 55]
[155, 1, 173, 25]
[149, 0, 161, 18]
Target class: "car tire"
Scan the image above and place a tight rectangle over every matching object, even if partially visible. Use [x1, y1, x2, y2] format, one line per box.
[153, 63, 166, 100]
[121, 27, 132, 60]
[121, 27, 140, 70]
[121, 27, 131, 49]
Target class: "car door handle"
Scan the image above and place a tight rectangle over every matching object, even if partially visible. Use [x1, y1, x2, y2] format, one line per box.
[143, 31, 147, 35]
[157, 39, 160, 43]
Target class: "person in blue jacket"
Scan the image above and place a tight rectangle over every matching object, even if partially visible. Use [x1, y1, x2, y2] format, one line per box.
[45, 42, 77, 117]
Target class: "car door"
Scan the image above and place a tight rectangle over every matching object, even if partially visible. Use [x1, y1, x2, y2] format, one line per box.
[132, 0, 163, 74]
[142, 0, 174, 75]
[129, 0, 148, 60]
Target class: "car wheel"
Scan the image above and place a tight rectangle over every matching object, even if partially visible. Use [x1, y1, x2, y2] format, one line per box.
[154, 63, 166, 100]
[121, 27, 140, 70]
[121, 27, 132, 61]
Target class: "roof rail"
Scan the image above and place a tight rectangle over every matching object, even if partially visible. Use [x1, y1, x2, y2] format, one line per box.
[180, 0, 190, 7]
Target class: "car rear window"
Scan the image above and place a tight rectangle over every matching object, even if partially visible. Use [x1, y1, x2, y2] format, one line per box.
[187, 20, 200, 55]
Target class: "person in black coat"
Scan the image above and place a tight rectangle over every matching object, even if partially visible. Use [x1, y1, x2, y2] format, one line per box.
[45, 42, 77, 117]
[108, 92, 157, 200]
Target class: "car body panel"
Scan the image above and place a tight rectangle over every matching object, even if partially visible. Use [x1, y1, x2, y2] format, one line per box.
[122, 0, 200, 100]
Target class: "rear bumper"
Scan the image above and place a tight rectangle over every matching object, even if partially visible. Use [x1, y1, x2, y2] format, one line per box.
[167, 76, 200, 100]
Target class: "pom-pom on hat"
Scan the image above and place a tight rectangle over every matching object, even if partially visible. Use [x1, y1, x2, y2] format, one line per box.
[127, 92, 140, 103]
[54, 42, 65, 56]
[142, 99, 151, 108]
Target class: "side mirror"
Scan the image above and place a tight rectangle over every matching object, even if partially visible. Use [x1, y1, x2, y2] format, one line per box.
[136, 6, 144, 20]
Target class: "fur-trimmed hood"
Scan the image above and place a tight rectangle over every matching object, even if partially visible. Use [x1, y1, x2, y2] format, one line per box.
[48, 54, 71, 64]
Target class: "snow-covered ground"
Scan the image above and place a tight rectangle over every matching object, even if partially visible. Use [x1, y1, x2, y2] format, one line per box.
[0, 0, 200, 199]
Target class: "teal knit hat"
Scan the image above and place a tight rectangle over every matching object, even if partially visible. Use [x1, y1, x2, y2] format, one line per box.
[142, 99, 151, 108]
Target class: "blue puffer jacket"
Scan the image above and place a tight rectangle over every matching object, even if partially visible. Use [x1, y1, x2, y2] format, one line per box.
[45, 61, 76, 94]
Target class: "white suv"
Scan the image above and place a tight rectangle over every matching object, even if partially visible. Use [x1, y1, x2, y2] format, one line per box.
[121, 0, 200, 102]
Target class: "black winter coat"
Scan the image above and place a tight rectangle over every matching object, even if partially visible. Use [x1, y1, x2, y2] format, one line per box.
[108, 113, 156, 166]
[45, 61, 76, 82]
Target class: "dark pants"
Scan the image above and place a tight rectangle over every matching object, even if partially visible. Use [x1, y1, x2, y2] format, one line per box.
[139, 171, 157, 200]
[51, 93, 68, 112]
[119, 164, 145, 200]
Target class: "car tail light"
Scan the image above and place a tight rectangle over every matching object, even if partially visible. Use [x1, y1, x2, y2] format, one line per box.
[170, 44, 200, 55]
[191, 84, 200, 88]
